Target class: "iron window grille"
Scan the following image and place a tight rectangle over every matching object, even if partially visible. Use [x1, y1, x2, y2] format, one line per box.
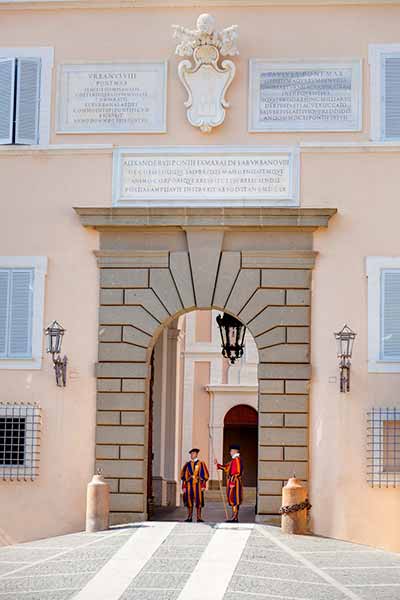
[367, 407, 400, 487]
[0, 403, 41, 481]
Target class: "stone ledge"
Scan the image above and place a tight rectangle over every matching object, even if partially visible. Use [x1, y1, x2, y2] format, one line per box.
[75, 207, 337, 230]
[242, 250, 317, 269]
[1, 0, 399, 11]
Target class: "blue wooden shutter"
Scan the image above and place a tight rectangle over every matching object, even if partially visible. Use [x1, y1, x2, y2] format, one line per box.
[0, 270, 10, 357]
[0, 58, 16, 145]
[382, 54, 400, 140]
[381, 270, 400, 359]
[15, 58, 41, 145]
[8, 269, 34, 358]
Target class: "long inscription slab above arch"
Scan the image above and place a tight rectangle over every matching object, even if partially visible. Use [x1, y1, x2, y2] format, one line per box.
[112, 146, 299, 207]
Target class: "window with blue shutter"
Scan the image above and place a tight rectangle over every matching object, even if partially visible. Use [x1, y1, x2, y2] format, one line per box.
[0, 58, 16, 144]
[0, 268, 34, 359]
[382, 53, 400, 140]
[381, 270, 400, 360]
[0, 57, 41, 145]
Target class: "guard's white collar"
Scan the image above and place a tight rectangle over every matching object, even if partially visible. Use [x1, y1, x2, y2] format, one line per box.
[192, 457, 199, 462]
[232, 453, 240, 459]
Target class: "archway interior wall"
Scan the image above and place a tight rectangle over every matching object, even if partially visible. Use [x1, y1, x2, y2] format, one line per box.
[95, 227, 312, 525]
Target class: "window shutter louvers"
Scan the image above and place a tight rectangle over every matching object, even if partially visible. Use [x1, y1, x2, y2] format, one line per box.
[382, 271, 400, 359]
[383, 54, 400, 140]
[15, 58, 41, 145]
[0, 271, 10, 357]
[8, 270, 33, 358]
[0, 58, 16, 145]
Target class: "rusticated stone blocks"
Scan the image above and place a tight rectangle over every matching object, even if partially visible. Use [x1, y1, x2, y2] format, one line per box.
[95, 247, 313, 522]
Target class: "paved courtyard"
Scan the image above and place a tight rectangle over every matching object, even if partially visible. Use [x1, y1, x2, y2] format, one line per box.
[1, 521, 400, 600]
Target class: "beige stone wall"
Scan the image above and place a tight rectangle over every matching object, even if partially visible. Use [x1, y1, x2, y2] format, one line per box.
[1, 3, 399, 147]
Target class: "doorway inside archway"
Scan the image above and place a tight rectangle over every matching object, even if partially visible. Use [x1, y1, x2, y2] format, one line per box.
[223, 405, 258, 487]
[149, 309, 259, 522]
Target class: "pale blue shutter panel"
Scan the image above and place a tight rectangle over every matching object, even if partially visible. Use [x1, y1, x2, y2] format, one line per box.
[382, 270, 400, 359]
[383, 54, 400, 140]
[15, 58, 41, 145]
[0, 270, 10, 357]
[8, 269, 34, 358]
[0, 58, 16, 145]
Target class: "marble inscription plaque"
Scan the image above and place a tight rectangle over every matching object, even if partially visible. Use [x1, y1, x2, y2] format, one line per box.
[249, 60, 362, 132]
[113, 147, 299, 207]
[57, 62, 167, 133]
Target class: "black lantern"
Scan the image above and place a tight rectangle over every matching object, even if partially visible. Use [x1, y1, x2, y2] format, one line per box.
[334, 324, 356, 393]
[216, 313, 246, 364]
[44, 321, 67, 387]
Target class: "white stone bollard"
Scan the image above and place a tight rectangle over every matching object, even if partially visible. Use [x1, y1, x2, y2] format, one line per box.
[280, 476, 310, 535]
[85, 471, 110, 533]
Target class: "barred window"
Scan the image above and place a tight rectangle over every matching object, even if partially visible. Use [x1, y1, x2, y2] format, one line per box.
[368, 408, 400, 487]
[0, 404, 41, 481]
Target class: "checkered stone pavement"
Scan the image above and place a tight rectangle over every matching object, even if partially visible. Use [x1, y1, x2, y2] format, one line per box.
[1, 523, 400, 600]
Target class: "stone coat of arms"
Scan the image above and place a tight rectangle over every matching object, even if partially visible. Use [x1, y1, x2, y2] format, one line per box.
[172, 14, 239, 133]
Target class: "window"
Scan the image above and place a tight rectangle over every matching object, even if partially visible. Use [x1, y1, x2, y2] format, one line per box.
[0, 257, 47, 369]
[369, 44, 400, 141]
[381, 270, 400, 360]
[0, 269, 34, 358]
[0, 403, 41, 481]
[0, 47, 53, 146]
[366, 257, 400, 372]
[368, 408, 400, 487]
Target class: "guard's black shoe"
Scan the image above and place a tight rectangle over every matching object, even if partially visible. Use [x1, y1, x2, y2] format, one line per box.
[184, 517, 193, 522]
[197, 518, 204, 522]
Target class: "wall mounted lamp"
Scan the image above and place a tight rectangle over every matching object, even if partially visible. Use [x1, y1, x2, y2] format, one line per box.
[334, 324, 356, 393]
[44, 321, 67, 387]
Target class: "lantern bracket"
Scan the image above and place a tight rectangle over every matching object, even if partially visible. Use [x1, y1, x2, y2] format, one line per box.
[53, 354, 68, 387]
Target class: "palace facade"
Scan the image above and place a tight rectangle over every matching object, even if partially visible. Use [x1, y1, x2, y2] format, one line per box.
[1, 0, 400, 553]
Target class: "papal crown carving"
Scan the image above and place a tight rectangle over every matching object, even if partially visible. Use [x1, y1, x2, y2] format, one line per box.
[172, 14, 239, 133]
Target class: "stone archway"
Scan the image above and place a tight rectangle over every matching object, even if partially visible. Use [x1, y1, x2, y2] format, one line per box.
[76, 206, 335, 525]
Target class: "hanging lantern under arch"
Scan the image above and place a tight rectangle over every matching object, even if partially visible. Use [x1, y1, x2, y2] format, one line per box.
[216, 312, 246, 365]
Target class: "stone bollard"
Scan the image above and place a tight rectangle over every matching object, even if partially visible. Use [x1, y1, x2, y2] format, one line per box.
[280, 476, 311, 535]
[85, 470, 110, 533]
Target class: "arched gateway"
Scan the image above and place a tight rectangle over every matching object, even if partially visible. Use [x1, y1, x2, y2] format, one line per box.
[76, 206, 335, 525]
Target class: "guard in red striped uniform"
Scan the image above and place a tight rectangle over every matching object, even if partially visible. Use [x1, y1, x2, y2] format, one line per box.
[180, 448, 209, 522]
[215, 444, 243, 522]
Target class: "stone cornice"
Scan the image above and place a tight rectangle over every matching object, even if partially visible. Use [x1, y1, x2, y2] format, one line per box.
[206, 385, 258, 393]
[75, 207, 337, 230]
[2, 143, 400, 158]
[0, 0, 398, 10]
[0, 145, 113, 157]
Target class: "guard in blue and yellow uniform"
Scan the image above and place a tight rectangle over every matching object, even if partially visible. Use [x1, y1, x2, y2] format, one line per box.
[215, 443, 243, 522]
[180, 448, 209, 522]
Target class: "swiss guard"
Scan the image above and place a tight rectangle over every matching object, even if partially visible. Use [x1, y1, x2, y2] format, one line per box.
[215, 443, 243, 522]
[180, 448, 209, 522]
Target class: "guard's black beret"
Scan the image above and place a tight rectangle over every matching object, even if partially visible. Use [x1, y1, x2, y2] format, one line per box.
[189, 448, 200, 453]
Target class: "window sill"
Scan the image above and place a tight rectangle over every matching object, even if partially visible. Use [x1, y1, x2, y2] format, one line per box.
[368, 359, 400, 373]
[0, 358, 42, 370]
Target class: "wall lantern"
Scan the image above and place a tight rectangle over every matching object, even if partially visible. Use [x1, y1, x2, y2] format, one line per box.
[44, 321, 67, 387]
[216, 313, 246, 365]
[334, 324, 356, 393]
